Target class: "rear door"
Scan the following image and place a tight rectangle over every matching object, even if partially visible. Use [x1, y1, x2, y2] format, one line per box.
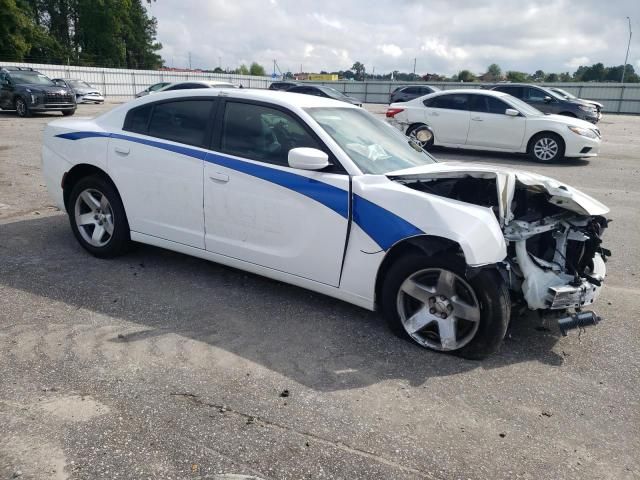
[423, 93, 471, 145]
[202, 99, 350, 286]
[466, 94, 526, 150]
[108, 98, 216, 248]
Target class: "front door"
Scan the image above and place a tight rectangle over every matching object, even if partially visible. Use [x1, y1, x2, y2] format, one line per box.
[203, 100, 350, 286]
[466, 94, 527, 150]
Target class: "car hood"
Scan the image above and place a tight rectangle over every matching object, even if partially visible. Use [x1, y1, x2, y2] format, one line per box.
[18, 84, 72, 94]
[387, 161, 609, 224]
[580, 99, 604, 109]
[532, 113, 598, 129]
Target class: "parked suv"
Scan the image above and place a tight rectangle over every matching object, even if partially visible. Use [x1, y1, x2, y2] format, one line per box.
[0, 67, 76, 117]
[389, 84, 440, 103]
[491, 83, 599, 123]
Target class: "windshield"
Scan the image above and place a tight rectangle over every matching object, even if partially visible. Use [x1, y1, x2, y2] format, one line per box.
[505, 96, 544, 116]
[69, 80, 91, 89]
[306, 107, 437, 174]
[318, 86, 351, 100]
[9, 72, 55, 86]
[551, 87, 576, 99]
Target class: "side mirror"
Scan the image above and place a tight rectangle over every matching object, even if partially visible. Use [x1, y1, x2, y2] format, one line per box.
[543, 96, 553, 103]
[288, 147, 330, 170]
[505, 108, 520, 116]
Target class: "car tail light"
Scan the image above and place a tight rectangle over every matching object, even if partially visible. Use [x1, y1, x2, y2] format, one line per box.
[386, 108, 404, 118]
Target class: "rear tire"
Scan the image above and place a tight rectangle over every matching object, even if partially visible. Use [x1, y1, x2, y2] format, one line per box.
[406, 124, 434, 150]
[68, 175, 131, 258]
[528, 132, 565, 163]
[381, 254, 510, 359]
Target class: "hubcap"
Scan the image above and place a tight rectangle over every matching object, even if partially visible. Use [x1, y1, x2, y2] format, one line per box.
[74, 189, 114, 247]
[396, 268, 481, 351]
[409, 127, 433, 147]
[534, 137, 558, 161]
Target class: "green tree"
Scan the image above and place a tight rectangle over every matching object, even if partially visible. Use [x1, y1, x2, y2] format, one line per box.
[249, 62, 266, 76]
[0, 0, 35, 60]
[457, 69, 475, 82]
[545, 73, 559, 82]
[351, 61, 365, 81]
[559, 72, 572, 82]
[485, 63, 501, 80]
[236, 64, 249, 75]
[531, 69, 545, 82]
[506, 70, 529, 82]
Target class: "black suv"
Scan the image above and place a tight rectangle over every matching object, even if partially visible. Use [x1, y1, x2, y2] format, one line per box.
[0, 67, 76, 117]
[491, 83, 599, 123]
[389, 84, 440, 103]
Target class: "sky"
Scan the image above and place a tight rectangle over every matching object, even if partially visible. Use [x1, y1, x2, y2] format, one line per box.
[146, 0, 639, 76]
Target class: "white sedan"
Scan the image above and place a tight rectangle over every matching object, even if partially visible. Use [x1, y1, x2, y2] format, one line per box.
[386, 89, 601, 163]
[42, 89, 610, 358]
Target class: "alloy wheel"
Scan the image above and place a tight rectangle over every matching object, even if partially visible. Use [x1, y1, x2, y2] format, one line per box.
[396, 268, 481, 351]
[74, 188, 115, 247]
[16, 98, 27, 116]
[533, 137, 559, 161]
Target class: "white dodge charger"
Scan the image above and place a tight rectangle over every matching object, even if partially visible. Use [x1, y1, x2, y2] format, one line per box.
[386, 89, 602, 163]
[42, 89, 610, 358]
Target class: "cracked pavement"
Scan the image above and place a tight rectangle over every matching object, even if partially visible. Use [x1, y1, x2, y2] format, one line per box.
[1, 103, 639, 479]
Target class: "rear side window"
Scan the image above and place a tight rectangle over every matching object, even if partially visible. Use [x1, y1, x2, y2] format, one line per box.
[525, 87, 547, 101]
[147, 100, 214, 147]
[427, 94, 469, 110]
[124, 99, 214, 147]
[165, 83, 204, 90]
[495, 86, 523, 99]
[469, 95, 511, 114]
[221, 101, 321, 166]
[123, 104, 152, 134]
[404, 87, 420, 94]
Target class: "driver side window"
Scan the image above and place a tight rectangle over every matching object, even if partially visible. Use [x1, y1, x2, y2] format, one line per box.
[220, 102, 321, 166]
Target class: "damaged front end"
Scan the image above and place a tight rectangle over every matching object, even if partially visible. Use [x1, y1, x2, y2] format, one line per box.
[390, 165, 611, 329]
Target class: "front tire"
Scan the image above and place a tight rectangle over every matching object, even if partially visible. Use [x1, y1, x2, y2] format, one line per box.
[68, 175, 131, 258]
[528, 132, 564, 163]
[15, 97, 31, 117]
[381, 254, 510, 359]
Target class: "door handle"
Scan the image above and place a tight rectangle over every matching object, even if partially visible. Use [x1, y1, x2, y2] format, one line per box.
[114, 146, 130, 155]
[209, 172, 229, 183]
[471, 117, 483, 121]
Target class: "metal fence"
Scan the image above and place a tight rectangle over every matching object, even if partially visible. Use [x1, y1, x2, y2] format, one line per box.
[1, 61, 275, 99]
[304, 80, 640, 114]
[3, 61, 640, 114]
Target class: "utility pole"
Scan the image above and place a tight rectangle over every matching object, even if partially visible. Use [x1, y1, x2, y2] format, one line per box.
[413, 58, 416, 77]
[188, 52, 192, 70]
[621, 17, 633, 83]
[218, 56, 221, 69]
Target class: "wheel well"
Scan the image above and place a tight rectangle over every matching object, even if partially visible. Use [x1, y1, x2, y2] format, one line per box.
[558, 111, 577, 117]
[62, 164, 115, 211]
[374, 235, 464, 310]
[527, 130, 565, 153]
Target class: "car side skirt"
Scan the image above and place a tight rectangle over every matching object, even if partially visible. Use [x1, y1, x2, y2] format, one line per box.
[130, 231, 376, 311]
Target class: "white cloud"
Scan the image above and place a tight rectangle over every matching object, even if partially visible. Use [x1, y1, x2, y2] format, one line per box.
[377, 44, 403, 58]
[311, 13, 343, 30]
[566, 56, 591, 69]
[147, 0, 640, 75]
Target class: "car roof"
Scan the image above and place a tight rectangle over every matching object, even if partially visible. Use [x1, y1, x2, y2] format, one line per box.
[122, 87, 360, 110]
[427, 89, 511, 98]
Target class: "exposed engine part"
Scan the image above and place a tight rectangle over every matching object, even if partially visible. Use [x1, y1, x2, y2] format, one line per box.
[557, 311, 602, 336]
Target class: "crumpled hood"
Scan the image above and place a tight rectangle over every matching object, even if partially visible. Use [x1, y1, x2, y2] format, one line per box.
[387, 161, 609, 223]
